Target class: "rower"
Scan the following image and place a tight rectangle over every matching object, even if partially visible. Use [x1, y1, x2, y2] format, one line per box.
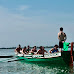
[49, 45, 59, 53]
[15, 44, 22, 54]
[30, 46, 37, 54]
[37, 46, 48, 55]
[26, 45, 31, 53]
[22, 46, 26, 54]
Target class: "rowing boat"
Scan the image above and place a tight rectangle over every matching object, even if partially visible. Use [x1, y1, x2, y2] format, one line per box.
[15, 51, 74, 66]
[15, 42, 74, 66]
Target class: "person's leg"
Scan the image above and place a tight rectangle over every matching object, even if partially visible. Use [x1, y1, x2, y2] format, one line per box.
[59, 41, 63, 52]
[59, 48, 62, 52]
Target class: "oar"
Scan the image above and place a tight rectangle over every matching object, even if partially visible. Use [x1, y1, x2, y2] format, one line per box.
[0, 55, 14, 58]
[8, 59, 24, 62]
[0, 56, 15, 62]
[0, 56, 24, 62]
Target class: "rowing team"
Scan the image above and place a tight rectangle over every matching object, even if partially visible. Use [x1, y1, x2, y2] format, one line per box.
[15, 44, 59, 55]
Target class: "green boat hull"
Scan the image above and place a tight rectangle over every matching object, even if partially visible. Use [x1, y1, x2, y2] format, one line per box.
[17, 56, 67, 65]
[16, 51, 74, 66]
[18, 56, 61, 62]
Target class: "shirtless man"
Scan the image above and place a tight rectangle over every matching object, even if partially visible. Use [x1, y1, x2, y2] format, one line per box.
[22, 46, 26, 54]
[58, 27, 67, 52]
[30, 46, 37, 54]
[26, 45, 31, 53]
[37, 46, 48, 55]
[15, 44, 22, 53]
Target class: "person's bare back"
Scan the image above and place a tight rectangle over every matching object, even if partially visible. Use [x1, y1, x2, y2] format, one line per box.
[58, 27, 67, 52]
[58, 31, 66, 41]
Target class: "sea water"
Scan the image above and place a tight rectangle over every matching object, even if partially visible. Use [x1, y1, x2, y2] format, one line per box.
[0, 48, 74, 74]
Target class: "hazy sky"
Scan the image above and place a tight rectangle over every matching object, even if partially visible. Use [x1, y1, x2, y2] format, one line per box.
[0, 0, 74, 47]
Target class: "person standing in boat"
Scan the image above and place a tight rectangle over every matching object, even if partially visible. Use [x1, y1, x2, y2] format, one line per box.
[26, 45, 31, 53]
[58, 27, 67, 52]
[30, 46, 37, 54]
[37, 46, 48, 55]
[49, 45, 59, 53]
[22, 46, 26, 54]
[15, 44, 22, 53]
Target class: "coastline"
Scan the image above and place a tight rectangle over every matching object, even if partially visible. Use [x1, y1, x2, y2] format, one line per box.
[0, 46, 72, 49]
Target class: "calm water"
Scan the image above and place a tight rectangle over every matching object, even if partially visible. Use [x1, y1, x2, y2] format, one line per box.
[0, 48, 74, 74]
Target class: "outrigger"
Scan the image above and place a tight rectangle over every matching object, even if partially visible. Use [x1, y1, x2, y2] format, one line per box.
[15, 42, 74, 66]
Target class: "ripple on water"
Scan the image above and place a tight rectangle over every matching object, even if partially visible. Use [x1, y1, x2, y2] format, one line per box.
[0, 48, 74, 74]
[0, 61, 74, 74]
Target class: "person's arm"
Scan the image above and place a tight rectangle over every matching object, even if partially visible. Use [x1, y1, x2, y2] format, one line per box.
[37, 50, 39, 54]
[15, 48, 17, 52]
[49, 48, 53, 53]
[64, 33, 67, 41]
[15, 49, 16, 52]
[58, 33, 60, 41]
[44, 50, 48, 53]
[22, 49, 24, 54]
[30, 49, 33, 53]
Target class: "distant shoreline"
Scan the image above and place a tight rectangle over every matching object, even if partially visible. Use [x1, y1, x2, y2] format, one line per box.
[0, 46, 72, 49]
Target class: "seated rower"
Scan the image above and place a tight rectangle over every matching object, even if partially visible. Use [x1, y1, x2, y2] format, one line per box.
[26, 45, 31, 53]
[22, 46, 26, 54]
[30, 46, 37, 54]
[15, 44, 22, 54]
[49, 45, 59, 53]
[37, 46, 48, 55]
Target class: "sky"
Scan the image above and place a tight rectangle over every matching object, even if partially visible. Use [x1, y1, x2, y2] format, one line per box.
[0, 0, 74, 47]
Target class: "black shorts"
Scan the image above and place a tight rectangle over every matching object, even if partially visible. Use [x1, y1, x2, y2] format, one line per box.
[59, 41, 63, 48]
